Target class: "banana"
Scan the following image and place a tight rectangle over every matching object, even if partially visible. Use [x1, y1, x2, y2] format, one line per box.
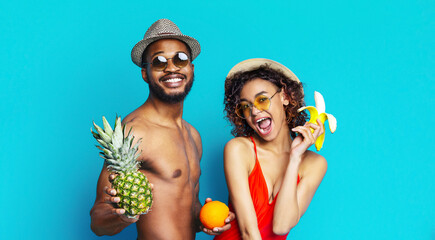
[298, 91, 337, 151]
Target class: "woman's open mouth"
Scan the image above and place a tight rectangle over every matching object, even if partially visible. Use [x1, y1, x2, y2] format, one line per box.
[255, 117, 272, 135]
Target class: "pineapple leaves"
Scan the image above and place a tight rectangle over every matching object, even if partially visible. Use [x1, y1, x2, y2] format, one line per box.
[103, 149, 114, 158]
[112, 117, 123, 149]
[102, 116, 113, 137]
[93, 121, 112, 143]
[96, 139, 108, 148]
[91, 129, 100, 139]
[92, 115, 152, 216]
[92, 116, 143, 172]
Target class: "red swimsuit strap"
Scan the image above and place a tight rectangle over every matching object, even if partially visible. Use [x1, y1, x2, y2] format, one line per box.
[250, 136, 258, 161]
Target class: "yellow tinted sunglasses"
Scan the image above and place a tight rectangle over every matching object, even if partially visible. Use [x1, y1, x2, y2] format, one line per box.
[236, 89, 280, 119]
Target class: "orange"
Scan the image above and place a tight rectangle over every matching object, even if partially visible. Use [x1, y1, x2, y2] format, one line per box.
[199, 200, 229, 229]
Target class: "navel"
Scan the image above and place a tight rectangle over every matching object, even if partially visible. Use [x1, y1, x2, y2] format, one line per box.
[172, 169, 182, 178]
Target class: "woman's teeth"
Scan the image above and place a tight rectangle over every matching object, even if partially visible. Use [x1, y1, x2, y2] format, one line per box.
[256, 117, 272, 134]
[256, 117, 268, 123]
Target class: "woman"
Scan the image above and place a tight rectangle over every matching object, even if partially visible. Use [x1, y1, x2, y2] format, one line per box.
[215, 59, 327, 240]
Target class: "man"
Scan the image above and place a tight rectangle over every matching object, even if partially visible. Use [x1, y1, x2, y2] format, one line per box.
[90, 19, 233, 239]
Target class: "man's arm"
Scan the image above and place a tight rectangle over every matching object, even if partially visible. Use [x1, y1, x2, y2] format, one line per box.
[90, 165, 138, 236]
[189, 124, 204, 233]
[188, 124, 236, 235]
[193, 182, 203, 232]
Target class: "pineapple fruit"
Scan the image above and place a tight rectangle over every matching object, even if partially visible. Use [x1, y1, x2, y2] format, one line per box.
[91, 116, 153, 217]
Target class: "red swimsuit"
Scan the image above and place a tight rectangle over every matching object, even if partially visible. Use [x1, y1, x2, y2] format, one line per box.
[215, 137, 300, 240]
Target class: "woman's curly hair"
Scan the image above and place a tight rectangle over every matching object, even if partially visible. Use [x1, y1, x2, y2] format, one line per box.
[224, 64, 307, 138]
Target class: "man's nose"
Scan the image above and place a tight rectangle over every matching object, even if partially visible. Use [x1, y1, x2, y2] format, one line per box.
[164, 59, 179, 72]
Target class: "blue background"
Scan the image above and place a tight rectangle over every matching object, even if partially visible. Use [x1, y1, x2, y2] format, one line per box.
[1, 0, 433, 239]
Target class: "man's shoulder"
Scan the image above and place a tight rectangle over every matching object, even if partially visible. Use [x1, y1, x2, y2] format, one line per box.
[182, 120, 202, 155]
[182, 120, 200, 138]
[123, 114, 145, 130]
[122, 111, 158, 138]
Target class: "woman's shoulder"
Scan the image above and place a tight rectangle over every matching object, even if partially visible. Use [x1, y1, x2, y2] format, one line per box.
[225, 136, 252, 150]
[224, 136, 256, 170]
[300, 150, 328, 175]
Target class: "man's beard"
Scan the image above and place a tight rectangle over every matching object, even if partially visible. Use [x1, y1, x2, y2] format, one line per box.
[148, 73, 194, 104]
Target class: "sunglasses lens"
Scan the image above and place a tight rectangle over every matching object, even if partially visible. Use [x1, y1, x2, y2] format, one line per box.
[173, 52, 189, 68]
[236, 103, 250, 118]
[152, 56, 168, 70]
[235, 93, 276, 119]
[254, 95, 271, 111]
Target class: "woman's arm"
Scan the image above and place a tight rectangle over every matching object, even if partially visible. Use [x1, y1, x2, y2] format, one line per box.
[224, 138, 262, 240]
[272, 120, 327, 235]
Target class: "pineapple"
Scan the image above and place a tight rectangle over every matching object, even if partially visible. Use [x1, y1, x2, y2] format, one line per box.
[91, 116, 153, 217]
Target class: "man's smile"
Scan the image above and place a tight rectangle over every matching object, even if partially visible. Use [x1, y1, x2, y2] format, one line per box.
[160, 74, 186, 88]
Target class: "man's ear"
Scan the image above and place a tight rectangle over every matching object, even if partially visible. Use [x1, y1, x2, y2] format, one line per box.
[141, 68, 149, 83]
[191, 63, 194, 72]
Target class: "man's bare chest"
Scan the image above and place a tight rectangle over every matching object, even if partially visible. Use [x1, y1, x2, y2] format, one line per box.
[138, 139, 200, 182]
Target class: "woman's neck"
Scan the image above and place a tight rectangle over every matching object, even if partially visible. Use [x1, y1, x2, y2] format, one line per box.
[255, 121, 292, 153]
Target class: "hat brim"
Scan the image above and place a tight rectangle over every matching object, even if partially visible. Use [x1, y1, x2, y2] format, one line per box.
[226, 58, 300, 83]
[131, 34, 201, 67]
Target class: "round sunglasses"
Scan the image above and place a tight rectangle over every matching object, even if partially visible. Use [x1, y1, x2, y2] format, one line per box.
[236, 89, 281, 119]
[142, 52, 190, 71]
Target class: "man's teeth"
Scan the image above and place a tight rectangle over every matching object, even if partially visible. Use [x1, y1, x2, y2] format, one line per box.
[256, 117, 268, 123]
[164, 78, 182, 83]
